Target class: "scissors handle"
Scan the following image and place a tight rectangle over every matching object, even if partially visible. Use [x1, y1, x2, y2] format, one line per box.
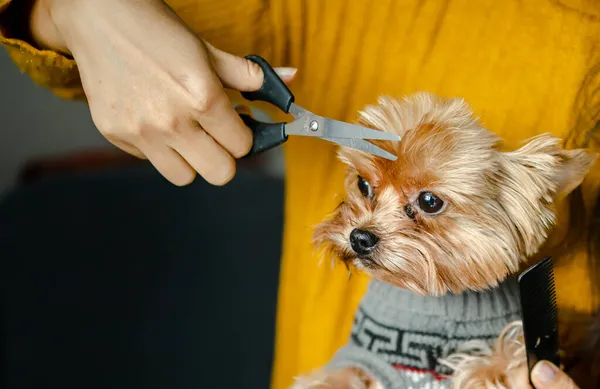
[239, 114, 287, 155]
[241, 55, 295, 113]
[239, 55, 295, 156]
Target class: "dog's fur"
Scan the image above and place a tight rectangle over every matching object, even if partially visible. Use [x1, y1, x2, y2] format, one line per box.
[296, 92, 597, 388]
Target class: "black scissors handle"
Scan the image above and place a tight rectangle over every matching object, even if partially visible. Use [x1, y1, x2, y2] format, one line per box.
[239, 55, 295, 156]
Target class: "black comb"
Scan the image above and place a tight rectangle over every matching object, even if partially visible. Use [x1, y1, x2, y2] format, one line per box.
[518, 256, 560, 382]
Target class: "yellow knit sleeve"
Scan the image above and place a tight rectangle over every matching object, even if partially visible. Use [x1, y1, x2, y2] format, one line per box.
[0, 0, 84, 100]
[0, 0, 279, 101]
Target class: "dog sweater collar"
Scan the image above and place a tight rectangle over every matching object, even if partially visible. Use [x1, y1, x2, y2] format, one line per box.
[326, 277, 522, 389]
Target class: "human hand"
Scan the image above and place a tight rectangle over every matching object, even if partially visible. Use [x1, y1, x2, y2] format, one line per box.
[32, 0, 296, 186]
[530, 361, 580, 389]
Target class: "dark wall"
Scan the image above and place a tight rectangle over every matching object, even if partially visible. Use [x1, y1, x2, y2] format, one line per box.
[0, 165, 284, 389]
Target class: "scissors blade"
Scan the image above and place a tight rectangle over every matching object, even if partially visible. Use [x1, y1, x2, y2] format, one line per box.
[323, 118, 401, 141]
[322, 137, 398, 161]
[286, 104, 401, 142]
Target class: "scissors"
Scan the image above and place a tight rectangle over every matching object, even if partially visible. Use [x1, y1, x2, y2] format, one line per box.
[238, 55, 401, 160]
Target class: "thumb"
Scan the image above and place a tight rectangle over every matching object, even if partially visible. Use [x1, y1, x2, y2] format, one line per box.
[531, 361, 579, 389]
[205, 42, 297, 91]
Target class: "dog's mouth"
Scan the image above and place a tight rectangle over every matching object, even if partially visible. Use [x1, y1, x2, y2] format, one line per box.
[356, 254, 378, 269]
[339, 248, 379, 269]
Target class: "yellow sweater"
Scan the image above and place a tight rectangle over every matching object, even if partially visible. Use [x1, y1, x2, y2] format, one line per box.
[2, 1, 600, 388]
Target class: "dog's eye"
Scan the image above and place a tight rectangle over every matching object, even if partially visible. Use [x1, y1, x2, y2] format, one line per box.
[417, 192, 444, 214]
[357, 176, 373, 198]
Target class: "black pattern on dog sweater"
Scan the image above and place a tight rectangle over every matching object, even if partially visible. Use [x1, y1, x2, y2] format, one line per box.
[327, 277, 522, 389]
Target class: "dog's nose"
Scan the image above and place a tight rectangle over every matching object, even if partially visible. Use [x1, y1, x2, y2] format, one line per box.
[350, 228, 379, 256]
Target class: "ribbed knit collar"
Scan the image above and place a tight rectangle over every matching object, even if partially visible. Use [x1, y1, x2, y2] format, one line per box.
[367, 276, 522, 321]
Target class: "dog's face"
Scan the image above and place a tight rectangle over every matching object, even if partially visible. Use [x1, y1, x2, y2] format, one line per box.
[314, 93, 596, 296]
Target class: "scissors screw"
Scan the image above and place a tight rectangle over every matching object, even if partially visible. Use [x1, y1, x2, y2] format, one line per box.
[309, 120, 319, 132]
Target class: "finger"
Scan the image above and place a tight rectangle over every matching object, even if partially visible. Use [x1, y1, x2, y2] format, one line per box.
[205, 42, 297, 90]
[195, 93, 253, 158]
[140, 145, 196, 186]
[170, 122, 236, 186]
[204, 42, 263, 91]
[532, 361, 579, 389]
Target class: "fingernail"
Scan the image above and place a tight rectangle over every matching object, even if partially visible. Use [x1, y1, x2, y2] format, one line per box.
[275, 67, 297, 79]
[533, 361, 557, 383]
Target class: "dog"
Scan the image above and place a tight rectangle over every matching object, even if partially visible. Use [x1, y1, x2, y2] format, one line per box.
[293, 92, 596, 389]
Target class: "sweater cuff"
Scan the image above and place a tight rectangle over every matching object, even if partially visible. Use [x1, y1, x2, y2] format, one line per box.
[0, 0, 84, 100]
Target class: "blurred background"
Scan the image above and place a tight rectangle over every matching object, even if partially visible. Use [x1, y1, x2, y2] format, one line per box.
[0, 49, 286, 389]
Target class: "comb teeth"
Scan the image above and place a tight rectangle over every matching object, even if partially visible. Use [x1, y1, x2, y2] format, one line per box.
[518, 257, 560, 377]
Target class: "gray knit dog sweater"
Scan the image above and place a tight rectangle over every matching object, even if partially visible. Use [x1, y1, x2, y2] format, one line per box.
[326, 277, 522, 389]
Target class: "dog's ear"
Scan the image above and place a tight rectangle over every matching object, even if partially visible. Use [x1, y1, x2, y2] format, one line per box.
[493, 135, 596, 255]
[500, 134, 597, 203]
[554, 148, 597, 201]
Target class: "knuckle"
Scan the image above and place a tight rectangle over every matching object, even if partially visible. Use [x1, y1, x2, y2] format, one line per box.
[192, 91, 218, 115]
[179, 73, 226, 116]
[177, 73, 206, 95]
[169, 116, 182, 131]
[157, 115, 185, 138]
[128, 115, 184, 140]
[129, 122, 150, 139]
[168, 116, 186, 136]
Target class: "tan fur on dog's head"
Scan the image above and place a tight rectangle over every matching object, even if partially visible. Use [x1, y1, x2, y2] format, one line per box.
[314, 92, 596, 296]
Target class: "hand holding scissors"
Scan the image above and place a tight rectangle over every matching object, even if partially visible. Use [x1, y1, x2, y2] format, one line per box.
[239, 55, 401, 160]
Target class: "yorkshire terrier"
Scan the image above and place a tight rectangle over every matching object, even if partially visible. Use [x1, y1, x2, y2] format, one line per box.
[294, 92, 597, 389]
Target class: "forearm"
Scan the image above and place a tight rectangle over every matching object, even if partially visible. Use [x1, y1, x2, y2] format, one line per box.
[0, 0, 279, 101]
